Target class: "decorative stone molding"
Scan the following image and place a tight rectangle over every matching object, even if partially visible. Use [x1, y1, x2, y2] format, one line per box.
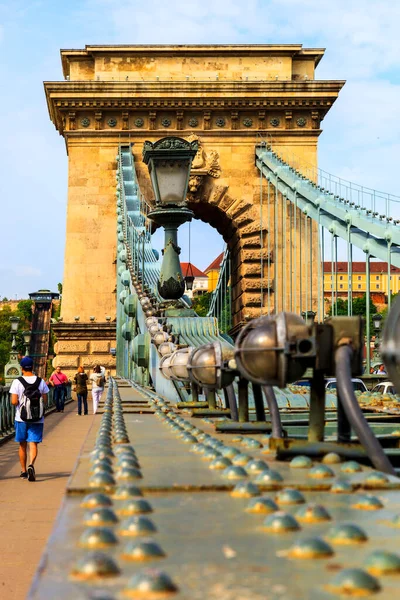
[81, 117, 90, 128]
[161, 118, 171, 127]
[243, 118, 253, 128]
[176, 111, 184, 130]
[285, 111, 293, 129]
[258, 111, 265, 129]
[296, 117, 307, 127]
[68, 111, 76, 131]
[186, 133, 222, 196]
[203, 111, 211, 130]
[215, 117, 225, 128]
[231, 111, 239, 130]
[107, 117, 117, 127]
[122, 111, 129, 130]
[135, 117, 144, 127]
[270, 117, 280, 127]
[95, 111, 103, 130]
[188, 117, 198, 127]
[149, 111, 157, 131]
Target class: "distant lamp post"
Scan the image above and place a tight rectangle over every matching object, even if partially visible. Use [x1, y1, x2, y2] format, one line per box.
[301, 310, 317, 326]
[184, 263, 195, 292]
[373, 313, 383, 359]
[5, 316, 21, 385]
[22, 330, 32, 356]
[143, 136, 198, 300]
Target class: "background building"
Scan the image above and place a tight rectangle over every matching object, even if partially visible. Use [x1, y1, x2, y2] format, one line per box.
[180, 263, 209, 299]
[204, 252, 224, 292]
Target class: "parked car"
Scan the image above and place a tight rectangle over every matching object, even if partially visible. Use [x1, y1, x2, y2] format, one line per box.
[371, 381, 396, 395]
[325, 378, 368, 393]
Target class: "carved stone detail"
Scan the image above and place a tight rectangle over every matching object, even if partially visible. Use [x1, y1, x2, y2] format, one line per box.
[203, 111, 211, 130]
[122, 111, 129, 130]
[95, 111, 103, 130]
[149, 111, 157, 131]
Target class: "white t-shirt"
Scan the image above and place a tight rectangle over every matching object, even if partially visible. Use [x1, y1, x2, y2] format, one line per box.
[9, 376, 50, 423]
[90, 372, 105, 391]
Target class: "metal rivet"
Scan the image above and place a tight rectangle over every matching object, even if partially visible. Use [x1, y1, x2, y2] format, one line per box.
[231, 435, 243, 443]
[263, 512, 301, 533]
[246, 459, 270, 474]
[88, 472, 116, 489]
[209, 457, 232, 470]
[201, 449, 222, 461]
[91, 462, 114, 475]
[254, 470, 284, 485]
[341, 461, 362, 473]
[308, 465, 335, 479]
[222, 466, 248, 480]
[122, 569, 178, 597]
[220, 447, 241, 459]
[246, 497, 278, 514]
[190, 443, 207, 454]
[117, 457, 141, 469]
[364, 550, 400, 575]
[120, 539, 166, 561]
[81, 493, 113, 509]
[116, 467, 143, 481]
[363, 472, 391, 489]
[322, 452, 341, 465]
[231, 482, 260, 498]
[287, 537, 334, 559]
[70, 552, 120, 580]
[242, 438, 263, 449]
[326, 523, 368, 545]
[113, 486, 143, 500]
[330, 479, 354, 494]
[181, 434, 198, 444]
[351, 495, 384, 511]
[295, 503, 332, 523]
[327, 568, 381, 596]
[290, 456, 313, 469]
[119, 516, 158, 537]
[117, 499, 153, 516]
[231, 454, 252, 466]
[276, 488, 306, 505]
[84, 508, 119, 526]
[79, 527, 118, 549]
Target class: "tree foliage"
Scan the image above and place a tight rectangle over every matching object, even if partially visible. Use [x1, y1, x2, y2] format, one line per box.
[0, 300, 33, 383]
[192, 292, 211, 317]
[328, 294, 379, 328]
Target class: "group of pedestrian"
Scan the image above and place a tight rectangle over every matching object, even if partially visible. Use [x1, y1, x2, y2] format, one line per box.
[10, 358, 107, 482]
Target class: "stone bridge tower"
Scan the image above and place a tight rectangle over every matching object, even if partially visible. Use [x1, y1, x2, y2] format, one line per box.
[45, 44, 343, 373]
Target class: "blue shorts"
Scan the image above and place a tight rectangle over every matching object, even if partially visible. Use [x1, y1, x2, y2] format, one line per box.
[15, 421, 44, 443]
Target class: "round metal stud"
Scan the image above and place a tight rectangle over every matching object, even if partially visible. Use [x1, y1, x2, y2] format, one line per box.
[322, 452, 341, 465]
[276, 488, 306, 506]
[341, 461, 362, 473]
[222, 466, 248, 480]
[122, 569, 178, 597]
[209, 457, 232, 470]
[231, 435, 243, 443]
[113, 486, 143, 500]
[79, 527, 118, 549]
[363, 471, 391, 489]
[308, 465, 335, 479]
[246, 497, 278, 514]
[119, 516, 158, 537]
[116, 467, 143, 481]
[290, 456, 313, 469]
[246, 459, 270, 474]
[220, 447, 241, 459]
[287, 537, 334, 559]
[117, 499, 153, 516]
[120, 539, 166, 561]
[181, 434, 198, 444]
[91, 462, 114, 475]
[84, 508, 119, 527]
[242, 438, 263, 449]
[330, 479, 354, 494]
[201, 449, 221, 461]
[254, 470, 284, 485]
[327, 568, 380, 596]
[364, 550, 400, 575]
[231, 453, 252, 467]
[81, 493, 113, 509]
[351, 495, 384, 511]
[231, 482, 260, 498]
[89, 472, 116, 489]
[391, 514, 400, 527]
[70, 552, 120, 580]
[263, 512, 301, 533]
[326, 523, 368, 545]
[295, 503, 332, 523]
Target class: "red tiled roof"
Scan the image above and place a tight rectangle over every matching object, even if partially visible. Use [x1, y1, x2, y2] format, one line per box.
[323, 261, 400, 274]
[180, 263, 207, 278]
[204, 252, 224, 273]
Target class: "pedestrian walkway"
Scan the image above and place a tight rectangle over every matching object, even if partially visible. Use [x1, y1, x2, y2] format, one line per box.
[0, 400, 96, 600]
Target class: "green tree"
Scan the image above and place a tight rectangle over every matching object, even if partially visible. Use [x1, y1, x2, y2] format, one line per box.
[329, 294, 379, 329]
[192, 292, 211, 317]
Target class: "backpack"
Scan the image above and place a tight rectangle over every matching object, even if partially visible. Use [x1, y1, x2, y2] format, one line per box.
[18, 377, 44, 422]
[95, 375, 105, 387]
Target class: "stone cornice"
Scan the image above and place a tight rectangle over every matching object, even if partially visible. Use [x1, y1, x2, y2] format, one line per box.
[52, 322, 116, 340]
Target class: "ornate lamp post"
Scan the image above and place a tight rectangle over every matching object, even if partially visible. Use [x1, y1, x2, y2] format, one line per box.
[372, 313, 383, 360]
[301, 310, 317, 326]
[22, 330, 32, 356]
[4, 316, 21, 385]
[143, 136, 198, 300]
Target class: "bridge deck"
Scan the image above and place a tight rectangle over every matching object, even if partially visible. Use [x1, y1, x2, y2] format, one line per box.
[24, 382, 400, 599]
[0, 401, 95, 600]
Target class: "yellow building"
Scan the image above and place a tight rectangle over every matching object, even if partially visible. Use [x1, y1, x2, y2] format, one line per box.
[324, 261, 400, 306]
[204, 253, 224, 292]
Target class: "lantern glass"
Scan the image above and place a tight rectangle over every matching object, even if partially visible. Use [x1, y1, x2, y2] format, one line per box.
[150, 159, 191, 206]
[22, 330, 31, 345]
[185, 275, 195, 291]
[373, 314, 382, 330]
[9, 317, 20, 332]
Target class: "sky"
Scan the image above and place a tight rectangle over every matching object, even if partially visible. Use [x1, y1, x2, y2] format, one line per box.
[0, 0, 399, 298]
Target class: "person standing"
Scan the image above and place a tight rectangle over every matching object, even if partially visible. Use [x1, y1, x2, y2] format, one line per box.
[10, 356, 49, 481]
[74, 366, 88, 416]
[89, 365, 105, 414]
[49, 366, 68, 412]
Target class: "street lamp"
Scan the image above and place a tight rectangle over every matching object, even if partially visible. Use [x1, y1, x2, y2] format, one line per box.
[22, 330, 32, 356]
[373, 313, 383, 359]
[184, 263, 195, 292]
[143, 136, 198, 300]
[4, 316, 21, 385]
[301, 310, 317, 326]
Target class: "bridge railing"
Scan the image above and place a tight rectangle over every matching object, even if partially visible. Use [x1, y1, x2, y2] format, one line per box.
[207, 247, 232, 334]
[0, 384, 72, 442]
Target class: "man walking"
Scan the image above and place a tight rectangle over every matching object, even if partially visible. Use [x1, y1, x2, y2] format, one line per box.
[10, 356, 49, 481]
[49, 365, 68, 412]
